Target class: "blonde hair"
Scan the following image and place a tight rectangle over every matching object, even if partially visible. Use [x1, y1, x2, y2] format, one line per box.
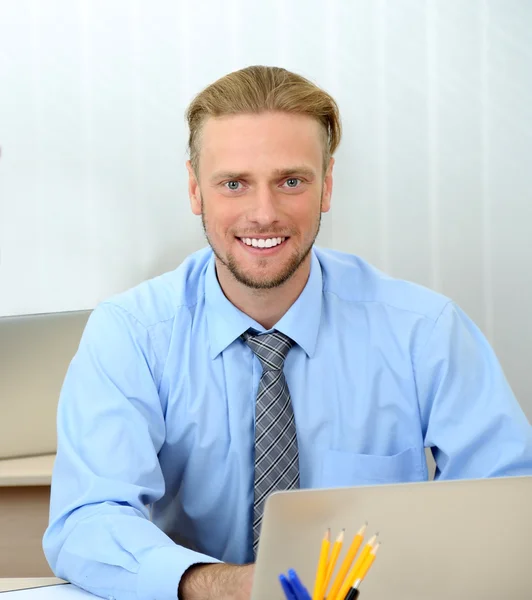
[186, 65, 342, 176]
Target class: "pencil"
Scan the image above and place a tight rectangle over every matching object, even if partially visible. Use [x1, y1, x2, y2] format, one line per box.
[312, 528, 331, 600]
[343, 543, 381, 600]
[334, 533, 378, 600]
[320, 529, 344, 598]
[326, 523, 367, 600]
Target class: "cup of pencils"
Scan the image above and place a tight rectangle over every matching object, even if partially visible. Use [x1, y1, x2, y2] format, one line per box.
[279, 523, 380, 600]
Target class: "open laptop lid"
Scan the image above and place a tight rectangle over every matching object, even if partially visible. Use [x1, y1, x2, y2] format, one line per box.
[252, 475, 532, 600]
[0, 310, 90, 458]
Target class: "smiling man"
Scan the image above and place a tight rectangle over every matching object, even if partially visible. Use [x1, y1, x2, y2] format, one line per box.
[43, 66, 532, 600]
[188, 110, 332, 329]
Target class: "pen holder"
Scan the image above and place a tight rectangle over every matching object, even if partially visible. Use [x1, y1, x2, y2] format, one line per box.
[279, 524, 380, 600]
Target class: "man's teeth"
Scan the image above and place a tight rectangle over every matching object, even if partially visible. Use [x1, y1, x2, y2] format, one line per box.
[240, 237, 286, 248]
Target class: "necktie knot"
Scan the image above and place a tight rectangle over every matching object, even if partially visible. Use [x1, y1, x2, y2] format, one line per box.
[242, 330, 293, 372]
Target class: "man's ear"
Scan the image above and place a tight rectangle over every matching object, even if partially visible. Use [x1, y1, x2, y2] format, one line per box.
[186, 160, 202, 215]
[321, 157, 334, 213]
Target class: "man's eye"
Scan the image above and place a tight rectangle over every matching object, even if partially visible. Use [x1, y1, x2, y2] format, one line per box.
[224, 181, 241, 191]
[284, 178, 301, 188]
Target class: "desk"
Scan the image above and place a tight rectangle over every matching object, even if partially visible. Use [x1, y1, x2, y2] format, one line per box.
[0, 455, 54, 488]
[0, 455, 55, 577]
[0, 578, 65, 592]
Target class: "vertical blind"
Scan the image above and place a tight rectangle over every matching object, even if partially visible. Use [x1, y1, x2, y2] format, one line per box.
[0, 0, 531, 415]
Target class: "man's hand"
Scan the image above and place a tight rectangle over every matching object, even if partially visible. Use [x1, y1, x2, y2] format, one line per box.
[179, 562, 255, 600]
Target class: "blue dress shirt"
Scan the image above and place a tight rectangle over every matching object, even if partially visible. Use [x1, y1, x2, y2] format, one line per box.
[43, 246, 532, 600]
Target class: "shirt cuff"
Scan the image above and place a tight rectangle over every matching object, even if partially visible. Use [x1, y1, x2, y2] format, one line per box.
[137, 545, 222, 600]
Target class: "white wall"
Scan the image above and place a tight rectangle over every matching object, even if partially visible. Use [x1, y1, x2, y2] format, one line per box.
[1, 0, 531, 416]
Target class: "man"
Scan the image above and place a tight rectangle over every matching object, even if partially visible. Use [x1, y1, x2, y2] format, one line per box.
[43, 66, 532, 600]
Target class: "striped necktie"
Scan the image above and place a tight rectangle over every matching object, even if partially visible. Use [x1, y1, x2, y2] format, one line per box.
[242, 329, 300, 556]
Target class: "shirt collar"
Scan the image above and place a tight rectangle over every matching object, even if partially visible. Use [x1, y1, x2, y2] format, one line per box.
[205, 249, 323, 359]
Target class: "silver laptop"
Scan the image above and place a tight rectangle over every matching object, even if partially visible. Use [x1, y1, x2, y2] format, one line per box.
[252, 475, 532, 600]
[0, 310, 91, 459]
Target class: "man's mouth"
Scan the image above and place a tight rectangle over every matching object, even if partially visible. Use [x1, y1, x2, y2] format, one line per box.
[236, 236, 288, 249]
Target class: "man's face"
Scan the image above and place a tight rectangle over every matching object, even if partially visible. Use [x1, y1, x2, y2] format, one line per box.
[187, 111, 333, 289]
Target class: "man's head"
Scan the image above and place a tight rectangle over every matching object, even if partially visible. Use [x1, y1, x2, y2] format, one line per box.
[185, 66, 341, 290]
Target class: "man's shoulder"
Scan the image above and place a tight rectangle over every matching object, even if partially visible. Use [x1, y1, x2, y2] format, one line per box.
[99, 247, 213, 329]
[315, 246, 450, 322]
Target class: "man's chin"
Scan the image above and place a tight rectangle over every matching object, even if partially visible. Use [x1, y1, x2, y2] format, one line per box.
[229, 265, 298, 290]
[234, 272, 291, 290]
[216, 243, 313, 290]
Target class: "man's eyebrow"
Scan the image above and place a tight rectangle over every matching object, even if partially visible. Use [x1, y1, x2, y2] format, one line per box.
[271, 166, 316, 179]
[209, 171, 245, 182]
[209, 166, 317, 182]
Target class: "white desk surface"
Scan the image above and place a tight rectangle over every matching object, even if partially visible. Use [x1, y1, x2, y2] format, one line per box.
[0, 579, 65, 592]
[0, 582, 96, 598]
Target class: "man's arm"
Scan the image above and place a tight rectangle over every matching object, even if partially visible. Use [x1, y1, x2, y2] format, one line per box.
[43, 303, 221, 600]
[414, 301, 532, 479]
[179, 563, 254, 600]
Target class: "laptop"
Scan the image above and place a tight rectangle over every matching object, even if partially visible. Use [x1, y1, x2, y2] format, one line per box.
[252, 475, 532, 600]
[0, 310, 91, 459]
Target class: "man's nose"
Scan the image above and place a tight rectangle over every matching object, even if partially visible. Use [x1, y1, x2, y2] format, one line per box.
[247, 186, 279, 226]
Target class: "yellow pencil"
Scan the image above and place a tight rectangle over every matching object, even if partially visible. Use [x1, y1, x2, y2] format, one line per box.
[320, 529, 345, 598]
[312, 528, 331, 600]
[353, 542, 380, 586]
[334, 533, 378, 600]
[344, 543, 381, 600]
[326, 523, 367, 600]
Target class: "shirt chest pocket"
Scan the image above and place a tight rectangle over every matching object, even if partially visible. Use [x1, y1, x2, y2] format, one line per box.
[320, 446, 426, 488]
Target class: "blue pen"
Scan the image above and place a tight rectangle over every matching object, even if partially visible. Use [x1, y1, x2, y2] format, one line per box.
[287, 569, 312, 600]
[279, 573, 298, 600]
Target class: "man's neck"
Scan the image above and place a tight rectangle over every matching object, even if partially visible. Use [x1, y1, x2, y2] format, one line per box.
[215, 257, 311, 330]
